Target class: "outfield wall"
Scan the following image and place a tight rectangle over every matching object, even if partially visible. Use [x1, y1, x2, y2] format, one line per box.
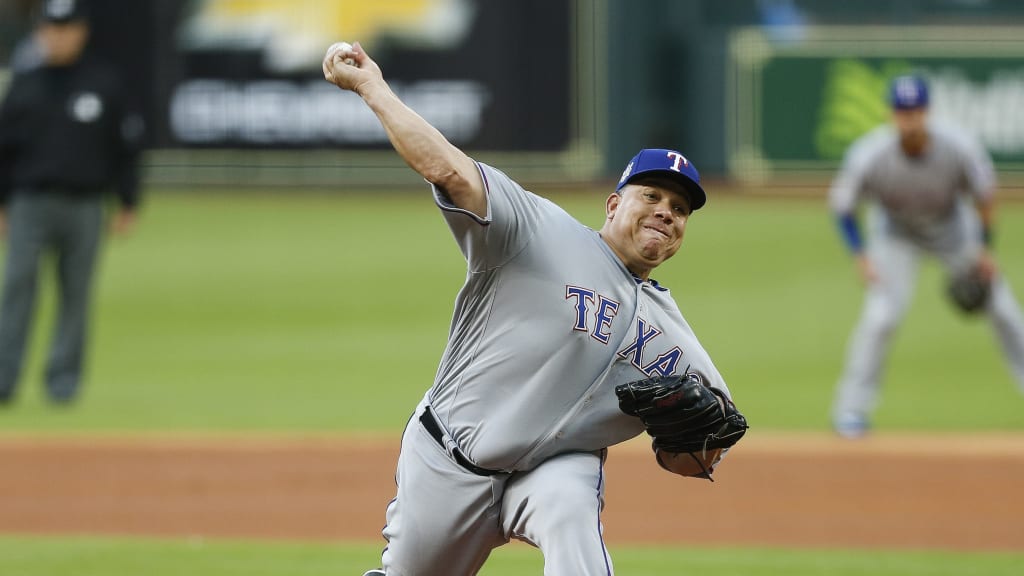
[5, 1, 1024, 188]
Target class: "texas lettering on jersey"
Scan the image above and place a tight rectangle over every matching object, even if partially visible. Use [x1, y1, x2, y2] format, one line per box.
[566, 285, 684, 376]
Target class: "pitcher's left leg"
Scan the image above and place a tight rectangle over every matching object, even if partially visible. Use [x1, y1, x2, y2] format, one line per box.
[500, 450, 613, 575]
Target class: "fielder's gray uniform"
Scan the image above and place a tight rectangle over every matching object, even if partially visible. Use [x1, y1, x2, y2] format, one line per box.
[378, 163, 730, 575]
[830, 121, 1024, 428]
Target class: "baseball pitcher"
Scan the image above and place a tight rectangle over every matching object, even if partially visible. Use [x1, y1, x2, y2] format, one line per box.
[324, 42, 747, 576]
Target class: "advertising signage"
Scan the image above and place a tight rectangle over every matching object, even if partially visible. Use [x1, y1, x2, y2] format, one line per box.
[163, 0, 572, 151]
[728, 26, 1024, 181]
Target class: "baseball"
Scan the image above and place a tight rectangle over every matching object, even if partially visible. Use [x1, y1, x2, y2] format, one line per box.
[327, 41, 356, 66]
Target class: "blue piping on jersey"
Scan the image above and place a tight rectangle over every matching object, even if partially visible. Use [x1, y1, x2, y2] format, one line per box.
[595, 449, 613, 576]
[430, 163, 493, 226]
[632, 273, 668, 291]
[836, 213, 864, 253]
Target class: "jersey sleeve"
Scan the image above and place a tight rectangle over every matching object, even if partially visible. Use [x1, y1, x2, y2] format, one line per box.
[432, 162, 546, 271]
[828, 128, 885, 215]
[102, 65, 145, 210]
[950, 125, 996, 200]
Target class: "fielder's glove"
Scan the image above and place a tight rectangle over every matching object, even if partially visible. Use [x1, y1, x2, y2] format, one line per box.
[616, 372, 748, 481]
[947, 267, 991, 314]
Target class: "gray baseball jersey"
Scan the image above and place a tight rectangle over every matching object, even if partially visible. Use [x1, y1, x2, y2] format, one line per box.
[829, 121, 1024, 431]
[829, 120, 994, 254]
[377, 162, 729, 575]
[429, 162, 729, 471]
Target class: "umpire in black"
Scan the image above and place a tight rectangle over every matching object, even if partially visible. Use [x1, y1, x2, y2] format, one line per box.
[0, 0, 143, 404]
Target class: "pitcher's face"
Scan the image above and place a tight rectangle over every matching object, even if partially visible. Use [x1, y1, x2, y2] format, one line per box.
[601, 178, 691, 279]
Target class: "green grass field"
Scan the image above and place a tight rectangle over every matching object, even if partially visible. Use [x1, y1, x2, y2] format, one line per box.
[1, 536, 1021, 576]
[2, 188, 1022, 432]
[2, 188, 1022, 574]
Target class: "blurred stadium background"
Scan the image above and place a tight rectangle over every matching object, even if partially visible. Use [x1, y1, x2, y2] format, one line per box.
[5, 0, 1024, 190]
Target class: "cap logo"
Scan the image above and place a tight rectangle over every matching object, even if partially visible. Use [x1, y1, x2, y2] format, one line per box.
[894, 78, 920, 103]
[666, 151, 689, 173]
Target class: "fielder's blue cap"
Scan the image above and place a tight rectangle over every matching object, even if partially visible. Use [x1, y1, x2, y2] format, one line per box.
[889, 74, 929, 110]
[616, 148, 706, 211]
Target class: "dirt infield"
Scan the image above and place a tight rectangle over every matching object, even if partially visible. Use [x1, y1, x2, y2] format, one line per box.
[1, 432, 1022, 551]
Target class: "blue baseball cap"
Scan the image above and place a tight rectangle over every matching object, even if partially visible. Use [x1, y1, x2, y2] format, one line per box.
[889, 75, 929, 110]
[615, 148, 707, 211]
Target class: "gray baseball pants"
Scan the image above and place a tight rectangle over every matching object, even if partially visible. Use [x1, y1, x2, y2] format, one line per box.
[833, 207, 1024, 426]
[375, 398, 614, 575]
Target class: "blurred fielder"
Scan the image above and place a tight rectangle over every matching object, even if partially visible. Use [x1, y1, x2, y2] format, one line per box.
[829, 74, 1024, 437]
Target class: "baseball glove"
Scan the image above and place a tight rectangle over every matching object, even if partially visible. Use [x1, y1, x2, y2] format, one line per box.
[947, 267, 991, 314]
[616, 372, 748, 481]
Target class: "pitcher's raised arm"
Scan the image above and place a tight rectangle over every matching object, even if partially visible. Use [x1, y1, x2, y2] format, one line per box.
[323, 41, 485, 217]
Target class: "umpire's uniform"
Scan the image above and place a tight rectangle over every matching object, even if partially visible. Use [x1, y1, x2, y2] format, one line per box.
[0, 1, 143, 404]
